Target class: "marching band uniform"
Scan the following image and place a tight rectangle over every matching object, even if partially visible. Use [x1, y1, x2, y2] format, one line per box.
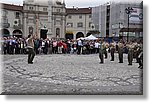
[118, 41, 124, 63]
[138, 43, 143, 69]
[132, 42, 138, 62]
[127, 42, 135, 65]
[110, 41, 116, 61]
[104, 42, 109, 59]
[99, 41, 105, 64]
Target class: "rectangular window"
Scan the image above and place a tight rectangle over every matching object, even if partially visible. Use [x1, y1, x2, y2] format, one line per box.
[29, 6, 34, 10]
[15, 12, 20, 18]
[43, 8, 47, 11]
[68, 15, 72, 19]
[77, 22, 83, 28]
[89, 22, 92, 28]
[29, 7, 32, 10]
[57, 9, 61, 12]
[79, 15, 82, 19]
[67, 23, 73, 27]
[89, 15, 91, 18]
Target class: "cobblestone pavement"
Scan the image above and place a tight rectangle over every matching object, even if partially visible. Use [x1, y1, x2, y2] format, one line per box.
[1, 53, 143, 95]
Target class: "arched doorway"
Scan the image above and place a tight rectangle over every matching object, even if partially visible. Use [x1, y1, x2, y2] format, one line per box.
[76, 32, 84, 39]
[65, 34, 74, 40]
[13, 30, 23, 38]
[40, 28, 48, 39]
[66, 30, 74, 40]
[1, 29, 10, 37]
[86, 32, 92, 37]
[56, 28, 60, 37]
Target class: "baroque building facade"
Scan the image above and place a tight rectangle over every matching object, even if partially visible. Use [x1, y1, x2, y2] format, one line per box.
[1, 0, 94, 39]
[23, 0, 66, 39]
[1, 0, 66, 39]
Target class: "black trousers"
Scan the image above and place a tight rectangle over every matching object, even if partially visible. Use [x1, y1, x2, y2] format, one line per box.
[4, 47, 7, 54]
[28, 48, 35, 63]
[138, 52, 143, 67]
[110, 48, 115, 61]
[128, 49, 133, 65]
[118, 48, 123, 63]
[99, 51, 104, 63]
[77, 46, 81, 54]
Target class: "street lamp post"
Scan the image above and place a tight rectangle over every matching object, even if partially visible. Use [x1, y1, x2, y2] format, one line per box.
[125, 7, 133, 42]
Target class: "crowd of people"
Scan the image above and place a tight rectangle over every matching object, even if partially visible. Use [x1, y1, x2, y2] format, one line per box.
[0, 36, 143, 68]
[0, 36, 107, 55]
[0, 36, 71, 55]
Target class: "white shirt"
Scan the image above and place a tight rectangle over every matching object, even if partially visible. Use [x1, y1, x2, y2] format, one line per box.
[78, 40, 82, 46]
[95, 42, 100, 48]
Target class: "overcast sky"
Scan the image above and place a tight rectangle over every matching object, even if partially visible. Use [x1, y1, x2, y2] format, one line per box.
[0, 0, 142, 7]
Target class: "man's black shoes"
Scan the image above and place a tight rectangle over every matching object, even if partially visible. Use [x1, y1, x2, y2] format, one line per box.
[28, 62, 33, 64]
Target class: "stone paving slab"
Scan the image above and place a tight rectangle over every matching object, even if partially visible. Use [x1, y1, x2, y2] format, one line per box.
[1, 54, 143, 95]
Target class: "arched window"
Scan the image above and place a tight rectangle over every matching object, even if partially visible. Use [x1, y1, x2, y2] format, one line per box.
[1, 29, 10, 37]
[13, 30, 23, 38]
[76, 32, 84, 39]
[56, 28, 60, 37]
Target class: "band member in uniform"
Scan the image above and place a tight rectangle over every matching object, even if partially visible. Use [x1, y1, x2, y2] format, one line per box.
[138, 40, 143, 69]
[26, 34, 36, 64]
[99, 38, 105, 64]
[126, 41, 134, 65]
[118, 39, 124, 63]
[104, 41, 109, 59]
[138, 51, 143, 69]
[110, 39, 116, 61]
[132, 40, 138, 63]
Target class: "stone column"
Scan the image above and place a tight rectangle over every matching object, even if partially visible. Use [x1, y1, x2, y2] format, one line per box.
[62, 15, 65, 38]
[23, 13, 28, 37]
[47, 0, 53, 38]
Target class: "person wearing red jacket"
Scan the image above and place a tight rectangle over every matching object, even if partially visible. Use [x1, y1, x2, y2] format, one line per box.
[57, 41, 63, 54]
[62, 41, 67, 54]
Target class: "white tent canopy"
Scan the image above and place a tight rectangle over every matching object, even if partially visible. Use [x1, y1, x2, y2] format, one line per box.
[77, 37, 85, 40]
[84, 34, 98, 40]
